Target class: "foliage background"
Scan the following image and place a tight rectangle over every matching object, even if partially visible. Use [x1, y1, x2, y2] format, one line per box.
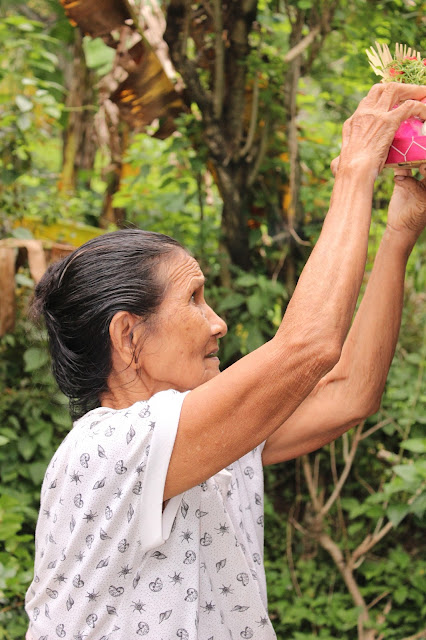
[0, 1, 425, 639]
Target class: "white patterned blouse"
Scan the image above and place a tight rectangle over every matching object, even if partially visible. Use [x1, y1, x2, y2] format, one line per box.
[25, 389, 276, 640]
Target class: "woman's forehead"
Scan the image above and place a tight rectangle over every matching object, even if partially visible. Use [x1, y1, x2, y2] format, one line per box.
[163, 251, 204, 288]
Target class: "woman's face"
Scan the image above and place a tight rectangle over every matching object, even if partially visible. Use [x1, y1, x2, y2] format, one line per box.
[137, 250, 227, 394]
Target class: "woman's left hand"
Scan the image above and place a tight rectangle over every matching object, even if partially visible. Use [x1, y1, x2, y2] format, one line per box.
[387, 163, 426, 243]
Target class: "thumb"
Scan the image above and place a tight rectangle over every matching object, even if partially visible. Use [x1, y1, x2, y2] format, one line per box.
[394, 175, 426, 197]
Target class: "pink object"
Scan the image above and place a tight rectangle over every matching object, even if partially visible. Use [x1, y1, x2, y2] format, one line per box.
[385, 98, 426, 168]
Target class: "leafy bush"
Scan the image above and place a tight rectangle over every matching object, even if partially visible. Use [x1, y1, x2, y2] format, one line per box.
[0, 282, 71, 636]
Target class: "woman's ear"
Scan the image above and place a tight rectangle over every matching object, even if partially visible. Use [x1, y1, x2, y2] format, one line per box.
[109, 311, 142, 369]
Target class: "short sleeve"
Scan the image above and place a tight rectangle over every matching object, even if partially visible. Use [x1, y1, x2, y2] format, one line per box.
[137, 389, 189, 550]
[35, 389, 190, 566]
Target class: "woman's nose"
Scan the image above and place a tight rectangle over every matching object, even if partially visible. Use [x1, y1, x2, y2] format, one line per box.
[207, 305, 227, 338]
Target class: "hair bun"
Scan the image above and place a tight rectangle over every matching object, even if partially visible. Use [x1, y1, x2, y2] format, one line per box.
[30, 260, 66, 324]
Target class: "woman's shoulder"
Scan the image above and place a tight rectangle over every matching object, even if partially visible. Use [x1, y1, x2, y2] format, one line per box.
[74, 388, 189, 427]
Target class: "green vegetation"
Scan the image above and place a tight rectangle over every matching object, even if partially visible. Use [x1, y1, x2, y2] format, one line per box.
[0, 1, 425, 638]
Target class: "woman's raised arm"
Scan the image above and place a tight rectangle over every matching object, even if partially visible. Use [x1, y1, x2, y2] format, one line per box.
[163, 84, 426, 500]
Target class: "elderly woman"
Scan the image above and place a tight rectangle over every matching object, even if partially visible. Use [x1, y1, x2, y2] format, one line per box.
[25, 83, 426, 640]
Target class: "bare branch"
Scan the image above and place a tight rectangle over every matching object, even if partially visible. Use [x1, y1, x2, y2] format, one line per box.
[301, 455, 322, 512]
[321, 423, 364, 516]
[318, 532, 368, 610]
[351, 521, 394, 565]
[342, 431, 349, 462]
[355, 472, 376, 496]
[283, 24, 321, 63]
[313, 452, 321, 495]
[271, 245, 289, 283]
[289, 226, 311, 246]
[329, 440, 348, 544]
[367, 590, 391, 611]
[288, 516, 309, 537]
[247, 119, 269, 187]
[376, 598, 393, 640]
[401, 630, 426, 640]
[240, 76, 259, 158]
[286, 508, 302, 597]
[360, 417, 393, 441]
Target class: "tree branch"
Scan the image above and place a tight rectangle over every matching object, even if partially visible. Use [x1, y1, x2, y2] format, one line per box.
[283, 24, 321, 63]
[286, 507, 302, 597]
[351, 521, 394, 565]
[212, 0, 225, 120]
[401, 630, 426, 640]
[318, 532, 368, 610]
[321, 423, 364, 516]
[247, 119, 269, 186]
[240, 75, 259, 158]
[329, 440, 348, 544]
[301, 454, 322, 512]
[360, 417, 393, 441]
[164, 0, 212, 111]
[367, 590, 391, 611]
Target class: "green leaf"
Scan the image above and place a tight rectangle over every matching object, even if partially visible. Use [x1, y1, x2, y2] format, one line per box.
[15, 273, 34, 288]
[392, 464, 420, 484]
[408, 493, 426, 518]
[28, 461, 48, 485]
[247, 293, 265, 317]
[17, 436, 37, 461]
[23, 347, 49, 372]
[401, 438, 426, 453]
[83, 37, 115, 74]
[246, 325, 265, 352]
[394, 585, 408, 604]
[217, 293, 246, 311]
[50, 408, 71, 428]
[235, 274, 258, 288]
[347, 521, 364, 537]
[387, 504, 409, 527]
[404, 352, 423, 365]
[0, 435, 9, 447]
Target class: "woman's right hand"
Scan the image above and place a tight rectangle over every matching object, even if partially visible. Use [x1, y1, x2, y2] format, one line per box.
[386, 164, 426, 244]
[337, 84, 426, 178]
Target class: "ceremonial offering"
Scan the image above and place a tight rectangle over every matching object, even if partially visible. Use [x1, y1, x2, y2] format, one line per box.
[366, 42, 426, 168]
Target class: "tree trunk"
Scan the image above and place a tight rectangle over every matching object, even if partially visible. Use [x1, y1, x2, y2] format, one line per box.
[164, 0, 257, 271]
[216, 163, 251, 269]
[99, 118, 128, 228]
[60, 29, 97, 193]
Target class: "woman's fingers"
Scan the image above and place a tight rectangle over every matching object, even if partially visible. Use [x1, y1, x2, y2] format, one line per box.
[387, 99, 426, 125]
[394, 168, 412, 178]
[336, 87, 426, 177]
[362, 83, 426, 110]
[378, 83, 426, 108]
